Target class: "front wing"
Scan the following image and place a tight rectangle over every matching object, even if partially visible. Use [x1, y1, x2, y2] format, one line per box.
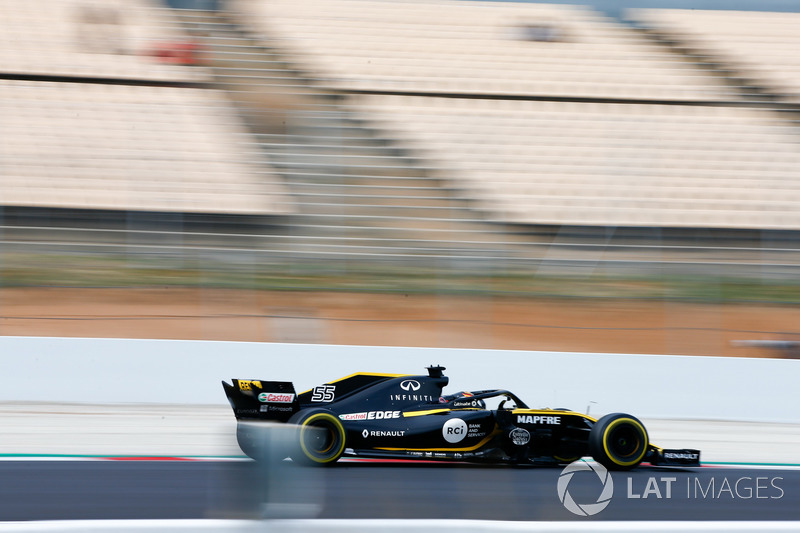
[647, 447, 701, 466]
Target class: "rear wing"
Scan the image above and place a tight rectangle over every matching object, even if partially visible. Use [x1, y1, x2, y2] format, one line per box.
[222, 379, 300, 422]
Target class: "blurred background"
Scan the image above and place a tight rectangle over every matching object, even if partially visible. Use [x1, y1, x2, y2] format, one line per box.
[2, 0, 800, 357]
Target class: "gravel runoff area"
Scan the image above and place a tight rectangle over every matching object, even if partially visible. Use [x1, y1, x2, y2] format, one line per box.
[0, 287, 799, 358]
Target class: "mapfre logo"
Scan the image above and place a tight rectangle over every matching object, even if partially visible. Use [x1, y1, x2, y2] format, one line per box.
[557, 461, 614, 516]
[400, 380, 421, 392]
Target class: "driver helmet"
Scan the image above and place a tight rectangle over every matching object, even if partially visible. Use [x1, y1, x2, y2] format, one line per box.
[441, 391, 485, 409]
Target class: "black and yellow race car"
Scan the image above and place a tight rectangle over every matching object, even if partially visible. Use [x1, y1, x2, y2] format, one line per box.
[222, 365, 700, 470]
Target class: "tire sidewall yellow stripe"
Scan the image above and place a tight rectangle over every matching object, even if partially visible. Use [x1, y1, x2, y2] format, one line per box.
[602, 417, 647, 467]
[300, 412, 346, 464]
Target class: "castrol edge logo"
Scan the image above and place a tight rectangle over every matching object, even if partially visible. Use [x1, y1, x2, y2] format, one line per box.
[257, 392, 295, 403]
[339, 410, 402, 421]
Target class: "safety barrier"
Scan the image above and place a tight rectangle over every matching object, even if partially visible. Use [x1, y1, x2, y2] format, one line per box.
[1, 336, 798, 422]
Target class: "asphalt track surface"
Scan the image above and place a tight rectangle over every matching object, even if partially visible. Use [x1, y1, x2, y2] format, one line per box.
[0, 460, 798, 522]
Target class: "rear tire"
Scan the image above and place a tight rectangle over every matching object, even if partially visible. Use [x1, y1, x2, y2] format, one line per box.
[236, 422, 262, 461]
[288, 409, 347, 466]
[589, 413, 648, 471]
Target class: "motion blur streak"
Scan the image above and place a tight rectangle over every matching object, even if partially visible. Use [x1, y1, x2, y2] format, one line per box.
[1, 459, 799, 521]
[2, 0, 800, 357]
[2, 0, 800, 524]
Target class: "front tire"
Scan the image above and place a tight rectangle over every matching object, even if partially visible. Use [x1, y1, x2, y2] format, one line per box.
[288, 409, 347, 466]
[589, 413, 648, 471]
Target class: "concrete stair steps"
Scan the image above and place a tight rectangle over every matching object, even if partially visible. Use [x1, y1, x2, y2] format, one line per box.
[273, 169, 448, 187]
[253, 133, 394, 148]
[255, 141, 406, 158]
[287, 182, 461, 198]
[287, 201, 471, 218]
[262, 151, 428, 170]
[169, 8, 531, 259]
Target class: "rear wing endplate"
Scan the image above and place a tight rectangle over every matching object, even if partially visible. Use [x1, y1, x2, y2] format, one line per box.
[222, 379, 300, 422]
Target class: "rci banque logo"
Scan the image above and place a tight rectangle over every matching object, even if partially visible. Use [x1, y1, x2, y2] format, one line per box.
[557, 461, 614, 516]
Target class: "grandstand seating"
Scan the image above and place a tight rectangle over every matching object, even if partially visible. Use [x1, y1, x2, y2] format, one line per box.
[630, 9, 800, 102]
[221, 0, 800, 230]
[0, 0, 208, 81]
[0, 0, 291, 216]
[5, 0, 800, 234]
[0, 80, 291, 214]
[361, 95, 800, 228]
[230, 0, 735, 101]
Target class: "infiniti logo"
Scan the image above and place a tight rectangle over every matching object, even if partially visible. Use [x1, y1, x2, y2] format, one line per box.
[400, 380, 421, 392]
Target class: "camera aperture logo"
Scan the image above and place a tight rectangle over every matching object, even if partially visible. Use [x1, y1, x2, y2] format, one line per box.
[557, 461, 613, 516]
[557, 460, 786, 517]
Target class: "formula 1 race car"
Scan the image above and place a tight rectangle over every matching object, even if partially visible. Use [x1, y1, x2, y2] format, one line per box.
[222, 366, 700, 470]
